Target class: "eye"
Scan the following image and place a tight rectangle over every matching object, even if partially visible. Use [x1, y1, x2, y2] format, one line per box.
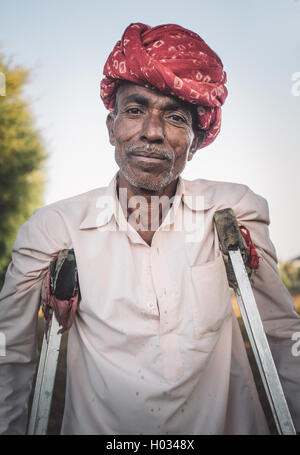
[168, 114, 187, 124]
[125, 107, 143, 115]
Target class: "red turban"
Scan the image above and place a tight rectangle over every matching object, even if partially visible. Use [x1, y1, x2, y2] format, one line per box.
[100, 23, 227, 149]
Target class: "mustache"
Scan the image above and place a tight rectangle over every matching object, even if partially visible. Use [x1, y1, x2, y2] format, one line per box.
[126, 144, 173, 161]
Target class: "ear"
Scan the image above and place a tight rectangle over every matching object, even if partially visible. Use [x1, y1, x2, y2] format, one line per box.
[187, 130, 206, 160]
[187, 136, 198, 161]
[106, 113, 116, 146]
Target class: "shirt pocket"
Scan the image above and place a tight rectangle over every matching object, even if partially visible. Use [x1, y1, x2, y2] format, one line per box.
[189, 253, 232, 339]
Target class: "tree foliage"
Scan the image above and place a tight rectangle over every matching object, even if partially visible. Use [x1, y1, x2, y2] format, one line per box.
[0, 52, 47, 288]
[279, 260, 300, 293]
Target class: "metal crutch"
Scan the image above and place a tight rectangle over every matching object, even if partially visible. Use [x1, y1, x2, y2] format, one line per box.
[28, 249, 79, 435]
[214, 208, 296, 435]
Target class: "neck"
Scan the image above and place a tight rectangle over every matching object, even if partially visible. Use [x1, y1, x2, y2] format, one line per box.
[116, 172, 178, 232]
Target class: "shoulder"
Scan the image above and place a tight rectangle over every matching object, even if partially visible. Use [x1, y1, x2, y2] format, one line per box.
[182, 177, 270, 224]
[14, 186, 109, 250]
[30, 186, 108, 227]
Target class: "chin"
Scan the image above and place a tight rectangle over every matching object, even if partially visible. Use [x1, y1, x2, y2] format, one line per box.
[123, 169, 173, 192]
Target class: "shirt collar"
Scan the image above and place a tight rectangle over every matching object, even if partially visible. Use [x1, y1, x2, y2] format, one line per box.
[79, 175, 117, 229]
[79, 173, 213, 230]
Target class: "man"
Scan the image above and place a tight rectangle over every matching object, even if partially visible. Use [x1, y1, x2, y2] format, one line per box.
[0, 22, 299, 435]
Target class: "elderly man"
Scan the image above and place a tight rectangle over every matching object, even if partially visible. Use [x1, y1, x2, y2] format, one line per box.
[0, 22, 299, 435]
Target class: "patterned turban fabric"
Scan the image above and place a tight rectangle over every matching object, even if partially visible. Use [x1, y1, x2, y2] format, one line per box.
[100, 23, 228, 149]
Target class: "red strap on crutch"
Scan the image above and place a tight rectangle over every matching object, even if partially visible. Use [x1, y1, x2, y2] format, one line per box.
[239, 225, 260, 270]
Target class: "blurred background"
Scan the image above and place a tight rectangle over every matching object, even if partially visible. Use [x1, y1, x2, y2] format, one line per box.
[0, 0, 300, 434]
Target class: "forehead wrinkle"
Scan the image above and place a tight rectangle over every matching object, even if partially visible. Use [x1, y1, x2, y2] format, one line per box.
[115, 83, 196, 131]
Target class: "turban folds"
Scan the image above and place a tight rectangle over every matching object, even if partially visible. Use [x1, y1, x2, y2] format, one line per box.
[100, 23, 227, 149]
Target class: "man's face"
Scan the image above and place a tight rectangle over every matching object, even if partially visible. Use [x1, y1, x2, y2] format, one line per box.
[106, 82, 199, 192]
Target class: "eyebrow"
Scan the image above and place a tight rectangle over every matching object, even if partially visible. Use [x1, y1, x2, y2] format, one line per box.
[121, 94, 192, 118]
[164, 101, 192, 118]
[121, 94, 150, 107]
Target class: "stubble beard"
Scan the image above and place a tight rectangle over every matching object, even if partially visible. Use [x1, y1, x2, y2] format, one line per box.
[120, 164, 178, 192]
[116, 145, 186, 192]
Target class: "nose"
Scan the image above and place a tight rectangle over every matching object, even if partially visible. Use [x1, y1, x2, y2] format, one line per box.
[140, 111, 165, 143]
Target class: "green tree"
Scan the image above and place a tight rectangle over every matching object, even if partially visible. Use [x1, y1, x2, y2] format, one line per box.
[0, 52, 47, 288]
[279, 261, 300, 293]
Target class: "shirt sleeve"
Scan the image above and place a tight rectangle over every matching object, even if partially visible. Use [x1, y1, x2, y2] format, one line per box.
[0, 207, 71, 434]
[234, 187, 300, 431]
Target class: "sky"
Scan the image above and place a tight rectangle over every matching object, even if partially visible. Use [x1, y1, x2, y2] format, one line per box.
[0, 0, 299, 260]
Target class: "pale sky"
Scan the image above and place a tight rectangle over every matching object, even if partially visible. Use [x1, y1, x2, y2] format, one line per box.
[0, 0, 299, 260]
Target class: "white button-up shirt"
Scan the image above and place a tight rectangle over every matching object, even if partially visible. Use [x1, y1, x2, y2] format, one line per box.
[0, 175, 299, 434]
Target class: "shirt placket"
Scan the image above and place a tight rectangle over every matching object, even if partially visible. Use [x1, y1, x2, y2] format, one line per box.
[150, 238, 184, 383]
[141, 249, 159, 316]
